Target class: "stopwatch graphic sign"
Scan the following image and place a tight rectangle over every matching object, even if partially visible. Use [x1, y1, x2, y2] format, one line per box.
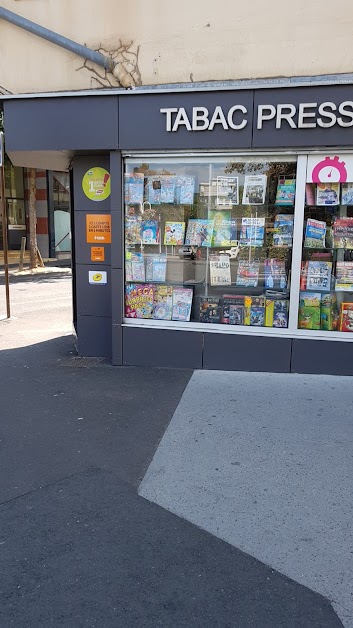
[311, 156, 348, 183]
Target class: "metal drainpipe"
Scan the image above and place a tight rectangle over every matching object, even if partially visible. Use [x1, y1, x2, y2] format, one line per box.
[0, 6, 115, 72]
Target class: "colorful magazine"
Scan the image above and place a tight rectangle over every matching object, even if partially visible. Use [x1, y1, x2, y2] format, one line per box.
[239, 217, 265, 247]
[147, 176, 162, 204]
[209, 255, 231, 286]
[236, 260, 260, 287]
[125, 284, 154, 318]
[304, 219, 326, 248]
[222, 295, 244, 325]
[175, 176, 195, 204]
[124, 173, 144, 204]
[210, 212, 237, 246]
[199, 297, 222, 323]
[339, 302, 353, 332]
[160, 175, 176, 203]
[335, 262, 353, 291]
[242, 175, 267, 205]
[316, 183, 340, 206]
[141, 220, 159, 244]
[275, 177, 296, 206]
[125, 216, 142, 245]
[172, 287, 193, 321]
[265, 299, 288, 328]
[341, 183, 353, 206]
[145, 254, 167, 282]
[273, 214, 294, 246]
[216, 176, 239, 206]
[250, 296, 265, 326]
[306, 261, 332, 292]
[153, 285, 173, 320]
[264, 259, 287, 290]
[298, 291, 321, 329]
[130, 252, 145, 282]
[333, 218, 353, 249]
[321, 293, 338, 331]
[185, 219, 214, 247]
[164, 221, 185, 246]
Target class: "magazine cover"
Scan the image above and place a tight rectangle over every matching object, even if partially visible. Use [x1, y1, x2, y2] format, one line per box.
[141, 220, 159, 244]
[145, 254, 167, 282]
[209, 255, 231, 286]
[210, 212, 237, 246]
[236, 260, 260, 287]
[216, 176, 239, 206]
[333, 217, 353, 248]
[153, 285, 173, 320]
[147, 177, 162, 204]
[125, 256, 133, 282]
[306, 261, 332, 291]
[124, 172, 144, 205]
[264, 258, 287, 290]
[172, 287, 193, 321]
[164, 221, 185, 246]
[160, 175, 176, 203]
[199, 297, 222, 323]
[185, 219, 214, 247]
[175, 176, 195, 204]
[316, 182, 340, 206]
[265, 298, 288, 327]
[250, 297, 265, 326]
[305, 183, 315, 206]
[125, 284, 154, 318]
[304, 219, 326, 248]
[273, 214, 294, 246]
[321, 293, 338, 331]
[242, 175, 267, 205]
[341, 183, 353, 206]
[299, 291, 322, 307]
[339, 302, 353, 332]
[275, 177, 296, 206]
[125, 216, 142, 245]
[335, 261, 353, 290]
[239, 216, 265, 247]
[131, 252, 145, 282]
[222, 295, 244, 325]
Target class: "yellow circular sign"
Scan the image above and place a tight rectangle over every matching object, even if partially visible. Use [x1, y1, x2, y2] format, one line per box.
[82, 167, 111, 201]
[92, 273, 103, 282]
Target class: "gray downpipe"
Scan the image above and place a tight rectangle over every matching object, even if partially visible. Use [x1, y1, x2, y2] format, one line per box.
[0, 6, 114, 72]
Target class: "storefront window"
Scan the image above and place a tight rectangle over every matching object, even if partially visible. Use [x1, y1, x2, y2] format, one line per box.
[299, 174, 353, 333]
[124, 156, 298, 328]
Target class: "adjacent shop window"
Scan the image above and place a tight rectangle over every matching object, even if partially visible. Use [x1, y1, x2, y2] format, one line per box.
[299, 173, 353, 333]
[124, 156, 297, 328]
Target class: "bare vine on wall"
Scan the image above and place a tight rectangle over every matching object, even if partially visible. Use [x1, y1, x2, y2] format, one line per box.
[76, 40, 142, 89]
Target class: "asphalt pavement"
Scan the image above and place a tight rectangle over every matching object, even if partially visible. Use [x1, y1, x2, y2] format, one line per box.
[0, 271, 346, 627]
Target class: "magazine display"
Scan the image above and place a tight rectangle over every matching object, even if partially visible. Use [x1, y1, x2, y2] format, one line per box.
[339, 302, 353, 332]
[264, 259, 287, 290]
[211, 212, 237, 246]
[129, 252, 145, 282]
[124, 173, 144, 205]
[242, 175, 267, 205]
[249, 296, 265, 326]
[298, 292, 321, 330]
[125, 284, 154, 318]
[275, 177, 296, 206]
[216, 176, 239, 206]
[341, 183, 353, 206]
[145, 254, 167, 282]
[141, 220, 159, 245]
[174, 176, 195, 205]
[222, 295, 245, 325]
[185, 219, 214, 247]
[172, 288, 193, 321]
[333, 218, 353, 249]
[199, 297, 222, 323]
[304, 219, 326, 248]
[265, 299, 288, 328]
[236, 260, 260, 287]
[160, 175, 176, 204]
[316, 183, 340, 206]
[335, 262, 353, 291]
[209, 255, 231, 286]
[125, 217, 142, 245]
[239, 217, 265, 247]
[153, 285, 173, 320]
[164, 222, 185, 246]
[306, 261, 332, 292]
[273, 215, 294, 246]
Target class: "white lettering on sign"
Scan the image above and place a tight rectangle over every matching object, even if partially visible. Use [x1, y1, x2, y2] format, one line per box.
[160, 106, 248, 132]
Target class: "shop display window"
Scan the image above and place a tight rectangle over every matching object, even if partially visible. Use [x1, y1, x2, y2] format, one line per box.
[124, 156, 297, 328]
[299, 179, 353, 333]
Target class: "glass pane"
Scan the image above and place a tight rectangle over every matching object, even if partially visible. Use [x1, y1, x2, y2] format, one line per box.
[4, 164, 24, 198]
[299, 178, 353, 333]
[7, 199, 25, 226]
[124, 156, 297, 327]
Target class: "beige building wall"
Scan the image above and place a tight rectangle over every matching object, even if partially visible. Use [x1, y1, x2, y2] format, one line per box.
[0, 0, 353, 94]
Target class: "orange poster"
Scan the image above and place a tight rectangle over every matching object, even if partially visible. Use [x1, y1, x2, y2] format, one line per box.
[86, 214, 111, 243]
[91, 246, 105, 262]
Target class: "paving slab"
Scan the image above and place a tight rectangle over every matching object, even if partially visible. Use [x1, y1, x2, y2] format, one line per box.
[139, 370, 353, 627]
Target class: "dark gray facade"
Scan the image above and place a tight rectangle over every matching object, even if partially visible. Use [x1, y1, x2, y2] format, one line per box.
[3, 84, 353, 374]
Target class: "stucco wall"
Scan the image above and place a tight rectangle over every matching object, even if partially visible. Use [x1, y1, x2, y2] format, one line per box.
[0, 0, 353, 94]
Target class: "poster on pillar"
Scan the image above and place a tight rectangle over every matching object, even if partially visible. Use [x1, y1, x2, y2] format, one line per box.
[307, 154, 353, 183]
[82, 167, 111, 201]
